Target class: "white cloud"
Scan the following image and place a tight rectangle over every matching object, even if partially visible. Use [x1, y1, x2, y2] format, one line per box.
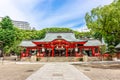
[35, 0, 114, 29]
[0, 0, 114, 30]
[0, 0, 26, 20]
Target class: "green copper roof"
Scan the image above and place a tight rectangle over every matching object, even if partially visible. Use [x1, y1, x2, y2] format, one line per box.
[115, 43, 120, 48]
[19, 41, 36, 47]
[84, 40, 102, 46]
[33, 32, 86, 42]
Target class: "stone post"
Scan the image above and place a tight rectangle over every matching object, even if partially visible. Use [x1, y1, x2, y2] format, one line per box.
[83, 55, 88, 62]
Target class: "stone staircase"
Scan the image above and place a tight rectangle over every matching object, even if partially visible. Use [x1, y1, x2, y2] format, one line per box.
[88, 57, 101, 62]
[39, 57, 80, 62]
[20, 56, 101, 62]
[38, 57, 101, 62]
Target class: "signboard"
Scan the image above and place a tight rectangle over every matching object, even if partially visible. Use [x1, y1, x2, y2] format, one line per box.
[83, 48, 90, 50]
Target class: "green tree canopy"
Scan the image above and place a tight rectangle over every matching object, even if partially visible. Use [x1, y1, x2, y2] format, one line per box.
[85, 0, 120, 46]
[42, 27, 73, 33]
[0, 16, 14, 30]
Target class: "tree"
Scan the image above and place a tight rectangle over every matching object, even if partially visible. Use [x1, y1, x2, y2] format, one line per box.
[42, 27, 73, 33]
[0, 16, 14, 30]
[0, 29, 17, 54]
[93, 32, 102, 42]
[0, 16, 19, 54]
[74, 31, 92, 39]
[85, 0, 120, 46]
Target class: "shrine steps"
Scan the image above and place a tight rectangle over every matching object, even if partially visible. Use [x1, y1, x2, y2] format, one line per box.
[39, 57, 101, 62]
[20, 57, 101, 62]
[39, 57, 80, 62]
[88, 57, 101, 61]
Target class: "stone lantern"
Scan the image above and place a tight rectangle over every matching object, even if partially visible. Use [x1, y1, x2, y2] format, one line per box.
[0, 41, 3, 57]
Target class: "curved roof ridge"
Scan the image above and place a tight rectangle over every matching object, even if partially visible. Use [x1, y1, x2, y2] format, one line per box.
[19, 41, 36, 47]
[84, 39, 103, 46]
[33, 32, 86, 42]
[115, 43, 120, 48]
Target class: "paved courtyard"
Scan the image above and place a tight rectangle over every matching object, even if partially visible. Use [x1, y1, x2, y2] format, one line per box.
[26, 63, 91, 80]
[0, 63, 43, 80]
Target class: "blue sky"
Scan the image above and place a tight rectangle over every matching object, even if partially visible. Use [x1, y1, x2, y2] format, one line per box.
[0, 0, 113, 31]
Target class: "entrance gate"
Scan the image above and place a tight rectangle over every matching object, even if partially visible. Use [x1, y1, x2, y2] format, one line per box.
[54, 48, 66, 57]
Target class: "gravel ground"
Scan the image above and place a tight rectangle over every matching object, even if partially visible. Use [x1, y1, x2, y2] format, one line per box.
[74, 64, 120, 80]
[0, 64, 43, 80]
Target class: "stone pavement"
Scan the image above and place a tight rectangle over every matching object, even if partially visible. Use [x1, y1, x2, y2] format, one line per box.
[26, 63, 91, 80]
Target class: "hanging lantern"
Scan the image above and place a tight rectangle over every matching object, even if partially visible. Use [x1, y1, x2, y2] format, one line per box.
[26, 53, 29, 57]
[36, 52, 40, 57]
[42, 48, 45, 52]
[75, 47, 78, 52]
[22, 53, 25, 57]
[56, 45, 58, 49]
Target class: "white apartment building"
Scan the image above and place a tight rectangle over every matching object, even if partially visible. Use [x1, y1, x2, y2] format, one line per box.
[0, 17, 31, 30]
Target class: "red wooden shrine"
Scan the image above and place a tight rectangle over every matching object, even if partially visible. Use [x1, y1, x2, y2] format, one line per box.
[20, 33, 101, 58]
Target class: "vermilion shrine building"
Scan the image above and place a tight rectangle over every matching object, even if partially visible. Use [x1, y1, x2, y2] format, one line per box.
[19, 32, 102, 57]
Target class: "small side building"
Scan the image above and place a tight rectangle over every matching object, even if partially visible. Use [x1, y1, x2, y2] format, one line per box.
[115, 43, 120, 59]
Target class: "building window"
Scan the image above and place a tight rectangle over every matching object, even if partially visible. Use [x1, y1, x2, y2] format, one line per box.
[57, 36, 62, 39]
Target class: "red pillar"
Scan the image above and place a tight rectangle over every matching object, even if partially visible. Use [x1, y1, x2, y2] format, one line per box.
[92, 48, 95, 56]
[26, 48, 29, 57]
[98, 47, 100, 53]
[66, 47, 68, 57]
[52, 46, 54, 57]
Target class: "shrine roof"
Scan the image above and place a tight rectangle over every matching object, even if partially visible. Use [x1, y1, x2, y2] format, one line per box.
[84, 39, 103, 46]
[19, 41, 36, 47]
[33, 32, 86, 42]
[115, 43, 120, 48]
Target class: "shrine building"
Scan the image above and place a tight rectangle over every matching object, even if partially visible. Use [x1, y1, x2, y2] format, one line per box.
[19, 32, 102, 57]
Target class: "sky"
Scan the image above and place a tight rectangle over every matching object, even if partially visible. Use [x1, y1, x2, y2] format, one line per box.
[0, 0, 114, 31]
